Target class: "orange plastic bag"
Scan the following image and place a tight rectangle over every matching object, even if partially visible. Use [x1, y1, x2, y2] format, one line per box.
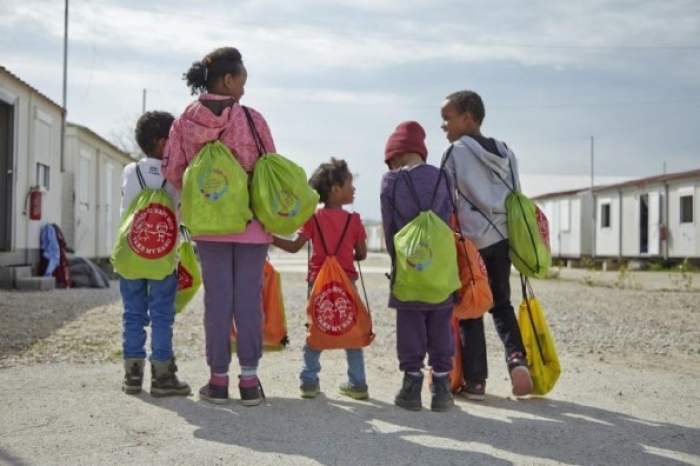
[454, 234, 493, 320]
[306, 256, 374, 350]
[449, 316, 465, 392]
[231, 260, 288, 352]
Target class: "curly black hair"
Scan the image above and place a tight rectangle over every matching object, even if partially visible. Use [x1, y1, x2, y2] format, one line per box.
[134, 111, 175, 156]
[308, 158, 351, 204]
[184, 47, 245, 95]
[445, 90, 485, 125]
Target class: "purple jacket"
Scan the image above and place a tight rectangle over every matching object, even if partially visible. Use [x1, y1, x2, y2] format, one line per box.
[380, 164, 455, 311]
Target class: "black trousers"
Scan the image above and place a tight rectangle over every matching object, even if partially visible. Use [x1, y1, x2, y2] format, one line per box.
[459, 239, 526, 382]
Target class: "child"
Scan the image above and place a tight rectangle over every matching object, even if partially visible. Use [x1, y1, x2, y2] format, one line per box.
[162, 47, 275, 406]
[439, 90, 534, 399]
[119, 110, 190, 397]
[380, 121, 455, 412]
[272, 158, 369, 400]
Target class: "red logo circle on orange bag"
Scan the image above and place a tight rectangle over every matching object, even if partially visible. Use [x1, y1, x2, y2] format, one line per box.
[128, 203, 177, 259]
[312, 281, 357, 336]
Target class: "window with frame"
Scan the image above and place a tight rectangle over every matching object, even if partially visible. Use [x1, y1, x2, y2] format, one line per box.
[36, 163, 50, 189]
[680, 195, 693, 224]
[600, 203, 611, 228]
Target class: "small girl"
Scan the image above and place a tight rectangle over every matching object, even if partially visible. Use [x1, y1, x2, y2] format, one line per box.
[162, 47, 275, 406]
[272, 158, 369, 400]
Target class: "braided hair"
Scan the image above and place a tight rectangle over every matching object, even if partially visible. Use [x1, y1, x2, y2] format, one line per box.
[184, 47, 245, 95]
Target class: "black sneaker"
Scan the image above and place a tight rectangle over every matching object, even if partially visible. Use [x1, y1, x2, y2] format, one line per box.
[199, 383, 230, 405]
[239, 376, 265, 407]
[458, 380, 486, 401]
[430, 374, 455, 412]
[394, 373, 423, 411]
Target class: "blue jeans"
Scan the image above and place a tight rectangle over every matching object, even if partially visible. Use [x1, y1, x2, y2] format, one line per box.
[120, 271, 178, 362]
[301, 345, 366, 387]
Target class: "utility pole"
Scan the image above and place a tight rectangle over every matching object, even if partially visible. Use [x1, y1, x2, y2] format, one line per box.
[60, 0, 69, 171]
[590, 136, 596, 258]
[142, 89, 146, 114]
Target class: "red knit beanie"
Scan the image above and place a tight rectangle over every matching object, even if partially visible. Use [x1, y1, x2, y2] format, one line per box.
[384, 121, 428, 166]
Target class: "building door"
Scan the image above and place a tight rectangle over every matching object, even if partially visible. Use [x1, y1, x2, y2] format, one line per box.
[104, 164, 114, 252]
[639, 194, 649, 254]
[647, 192, 661, 256]
[0, 102, 14, 252]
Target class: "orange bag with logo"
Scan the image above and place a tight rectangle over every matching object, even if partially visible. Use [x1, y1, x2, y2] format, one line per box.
[231, 260, 289, 352]
[306, 256, 374, 350]
[453, 233, 493, 320]
[305, 214, 374, 350]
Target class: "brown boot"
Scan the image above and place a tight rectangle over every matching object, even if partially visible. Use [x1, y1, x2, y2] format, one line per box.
[150, 357, 191, 397]
[122, 358, 145, 395]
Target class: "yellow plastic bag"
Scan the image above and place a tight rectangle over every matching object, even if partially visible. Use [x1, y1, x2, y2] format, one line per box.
[174, 230, 202, 314]
[518, 276, 561, 395]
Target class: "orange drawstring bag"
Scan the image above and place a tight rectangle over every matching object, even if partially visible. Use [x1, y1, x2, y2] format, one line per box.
[305, 214, 374, 350]
[453, 233, 493, 320]
[231, 260, 289, 352]
[449, 316, 466, 392]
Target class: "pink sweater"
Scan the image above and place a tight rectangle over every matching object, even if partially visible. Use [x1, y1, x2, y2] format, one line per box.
[162, 94, 276, 244]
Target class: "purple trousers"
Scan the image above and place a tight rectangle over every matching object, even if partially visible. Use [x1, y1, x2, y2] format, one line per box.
[396, 307, 454, 373]
[197, 241, 267, 374]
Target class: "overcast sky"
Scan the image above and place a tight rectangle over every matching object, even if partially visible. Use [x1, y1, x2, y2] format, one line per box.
[2, 0, 699, 220]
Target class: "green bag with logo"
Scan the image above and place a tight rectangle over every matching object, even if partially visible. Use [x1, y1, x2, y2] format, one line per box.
[181, 140, 252, 236]
[243, 107, 319, 236]
[111, 166, 178, 280]
[391, 171, 460, 304]
[506, 191, 552, 278]
[251, 154, 319, 236]
[174, 228, 202, 314]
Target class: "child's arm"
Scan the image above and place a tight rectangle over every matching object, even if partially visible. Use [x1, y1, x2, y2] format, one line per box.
[272, 234, 308, 253]
[354, 238, 367, 261]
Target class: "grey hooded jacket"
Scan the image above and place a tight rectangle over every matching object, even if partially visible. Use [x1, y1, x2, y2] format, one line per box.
[440, 135, 521, 250]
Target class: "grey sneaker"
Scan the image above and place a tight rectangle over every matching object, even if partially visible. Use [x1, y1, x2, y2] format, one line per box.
[339, 382, 369, 400]
[300, 379, 320, 399]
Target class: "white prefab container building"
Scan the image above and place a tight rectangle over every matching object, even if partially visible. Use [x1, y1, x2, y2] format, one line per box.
[0, 67, 64, 267]
[533, 188, 595, 259]
[63, 123, 133, 260]
[593, 169, 700, 260]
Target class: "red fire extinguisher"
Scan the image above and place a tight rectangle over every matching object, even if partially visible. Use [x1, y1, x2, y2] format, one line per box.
[28, 187, 42, 221]
[659, 223, 667, 242]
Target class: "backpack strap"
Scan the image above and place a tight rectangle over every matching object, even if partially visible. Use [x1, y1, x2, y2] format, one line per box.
[312, 212, 353, 257]
[242, 106, 267, 157]
[136, 164, 167, 189]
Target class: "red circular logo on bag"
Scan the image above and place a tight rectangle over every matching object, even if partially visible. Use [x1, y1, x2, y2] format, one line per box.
[128, 203, 177, 259]
[312, 281, 357, 336]
[535, 207, 551, 251]
[177, 262, 193, 291]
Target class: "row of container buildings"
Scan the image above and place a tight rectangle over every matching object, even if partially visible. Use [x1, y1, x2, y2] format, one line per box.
[0, 66, 132, 286]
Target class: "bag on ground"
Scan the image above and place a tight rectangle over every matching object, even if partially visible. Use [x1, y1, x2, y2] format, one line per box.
[231, 260, 289, 352]
[174, 231, 202, 314]
[392, 171, 460, 304]
[251, 153, 319, 236]
[180, 140, 252, 236]
[518, 277, 561, 395]
[454, 233, 493, 319]
[111, 167, 178, 280]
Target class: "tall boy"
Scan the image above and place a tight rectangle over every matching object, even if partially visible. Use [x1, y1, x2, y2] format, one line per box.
[439, 91, 533, 398]
[119, 111, 190, 397]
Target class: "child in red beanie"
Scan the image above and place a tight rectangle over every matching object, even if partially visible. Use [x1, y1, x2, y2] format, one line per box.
[380, 121, 456, 412]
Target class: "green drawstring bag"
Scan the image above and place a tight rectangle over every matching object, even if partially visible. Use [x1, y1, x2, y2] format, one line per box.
[174, 229, 202, 314]
[180, 141, 252, 236]
[506, 191, 552, 278]
[251, 153, 319, 236]
[111, 166, 178, 280]
[391, 171, 460, 304]
[242, 106, 318, 236]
